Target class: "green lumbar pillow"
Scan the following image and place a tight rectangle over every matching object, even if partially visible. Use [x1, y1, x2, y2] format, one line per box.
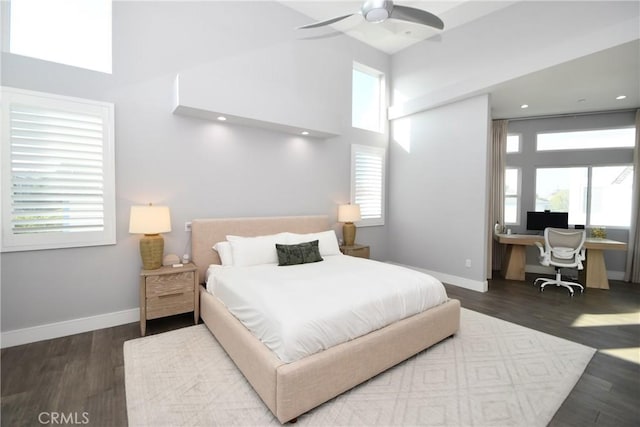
[275, 240, 324, 266]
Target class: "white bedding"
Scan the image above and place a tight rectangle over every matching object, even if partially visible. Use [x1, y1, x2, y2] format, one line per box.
[206, 255, 449, 363]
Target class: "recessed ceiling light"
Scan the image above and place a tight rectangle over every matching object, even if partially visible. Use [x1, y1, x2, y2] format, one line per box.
[520, 104, 529, 109]
[616, 95, 627, 100]
[217, 116, 227, 121]
[301, 131, 309, 135]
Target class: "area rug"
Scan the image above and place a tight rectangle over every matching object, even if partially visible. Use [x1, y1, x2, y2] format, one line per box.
[124, 309, 595, 426]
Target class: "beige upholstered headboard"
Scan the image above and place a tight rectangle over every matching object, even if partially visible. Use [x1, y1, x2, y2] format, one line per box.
[191, 215, 330, 282]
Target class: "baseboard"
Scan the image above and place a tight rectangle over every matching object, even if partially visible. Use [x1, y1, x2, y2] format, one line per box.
[387, 262, 488, 292]
[15, 262, 619, 348]
[525, 264, 626, 281]
[0, 308, 139, 349]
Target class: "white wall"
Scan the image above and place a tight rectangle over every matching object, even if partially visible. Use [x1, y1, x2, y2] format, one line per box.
[387, 95, 491, 292]
[0, 1, 390, 343]
[390, 1, 639, 119]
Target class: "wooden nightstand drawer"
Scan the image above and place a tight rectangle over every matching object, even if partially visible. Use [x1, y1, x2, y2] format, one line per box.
[340, 244, 370, 259]
[146, 271, 194, 297]
[146, 291, 194, 320]
[139, 263, 199, 336]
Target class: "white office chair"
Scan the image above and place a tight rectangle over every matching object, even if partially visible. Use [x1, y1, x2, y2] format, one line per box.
[534, 228, 586, 296]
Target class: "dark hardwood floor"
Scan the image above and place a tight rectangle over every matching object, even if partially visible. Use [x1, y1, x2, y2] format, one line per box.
[445, 275, 640, 427]
[2, 274, 639, 426]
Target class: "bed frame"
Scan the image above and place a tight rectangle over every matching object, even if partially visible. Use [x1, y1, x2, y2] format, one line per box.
[192, 215, 461, 423]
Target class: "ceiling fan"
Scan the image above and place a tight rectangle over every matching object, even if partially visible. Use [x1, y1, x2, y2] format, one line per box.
[297, 0, 444, 30]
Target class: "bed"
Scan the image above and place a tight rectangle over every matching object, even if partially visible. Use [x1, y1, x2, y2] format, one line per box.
[192, 215, 461, 423]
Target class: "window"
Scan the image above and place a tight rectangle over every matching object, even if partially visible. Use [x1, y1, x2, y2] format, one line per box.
[537, 128, 635, 151]
[590, 166, 633, 227]
[351, 144, 385, 226]
[9, 0, 112, 73]
[504, 168, 520, 224]
[535, 166, 633, 227]
[506, 134, 520, 153]
[536, 168, 588, 225]
[352, 62, 385, 133]
[1, 87, 116, 252]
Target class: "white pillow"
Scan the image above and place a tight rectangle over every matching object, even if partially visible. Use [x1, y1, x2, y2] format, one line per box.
[226, 232, 290, 267]
[287, 230, 342, 256]
[212, 241, 233, 266]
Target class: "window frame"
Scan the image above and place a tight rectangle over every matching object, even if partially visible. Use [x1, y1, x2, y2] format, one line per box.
[1, 86, 116, 252]
[534, 164, 633, 229]
[351, 62, 386, 134]
[506, 133, 521, 153]
[536, 127, 635, 152]
[350, 144, 386, 227]
[504, 167, 521, 225]
[589, 164, 634, 228]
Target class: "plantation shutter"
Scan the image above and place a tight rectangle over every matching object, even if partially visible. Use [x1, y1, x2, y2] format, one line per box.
[1, 87, 116, 252]
[351, 144, 385, 226]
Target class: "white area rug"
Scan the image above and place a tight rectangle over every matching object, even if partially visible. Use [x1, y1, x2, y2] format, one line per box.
[124, 309, 594, 426]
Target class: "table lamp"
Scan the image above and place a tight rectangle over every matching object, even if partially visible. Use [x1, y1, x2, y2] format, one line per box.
[129, 204, 171, 270]
[338, 204, 361, 246]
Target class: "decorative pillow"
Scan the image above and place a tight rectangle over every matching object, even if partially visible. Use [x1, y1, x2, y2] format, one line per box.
[212, 241, 233, 266]
[287, 230, 341, 256]
[226, 233, 289, 267]
[275, 240, 323, 266]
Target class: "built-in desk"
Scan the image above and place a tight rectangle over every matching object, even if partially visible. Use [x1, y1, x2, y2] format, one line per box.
[495, 233, 627, 289]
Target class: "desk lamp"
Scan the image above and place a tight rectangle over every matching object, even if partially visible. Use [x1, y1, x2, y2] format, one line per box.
[338, 204, 361, 246]
[129, 204, 171, 270]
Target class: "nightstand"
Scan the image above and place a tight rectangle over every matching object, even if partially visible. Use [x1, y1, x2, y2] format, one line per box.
[139, 263, 199, 336]
[340, 244, 370, 259]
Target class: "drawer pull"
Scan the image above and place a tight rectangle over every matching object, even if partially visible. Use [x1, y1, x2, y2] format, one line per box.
[159, 293, 183, 299]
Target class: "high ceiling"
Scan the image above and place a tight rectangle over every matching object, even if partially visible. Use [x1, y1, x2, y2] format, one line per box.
[284, 1, 516, 54]
[282, 1, 639, 119]
[490, 39, 639, 119]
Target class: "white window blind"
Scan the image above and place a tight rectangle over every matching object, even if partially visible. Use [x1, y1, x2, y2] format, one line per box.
[1, 87, 116, 252]
[351, 144, 385, 226]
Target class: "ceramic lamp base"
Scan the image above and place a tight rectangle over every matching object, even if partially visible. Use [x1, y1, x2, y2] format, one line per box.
[140, 234, 164, 270]
[343, 222, 356, 246]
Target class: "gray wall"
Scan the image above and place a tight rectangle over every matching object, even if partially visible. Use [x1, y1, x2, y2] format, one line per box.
[507, 111, 635, 275]
[383, 0, 638, 291]
[0, 1, 390, 332]
[387, 95, 491, 290]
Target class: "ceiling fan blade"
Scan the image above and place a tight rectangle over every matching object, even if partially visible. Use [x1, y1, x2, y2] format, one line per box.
[390, 5, 444, 30]
[297, 13, 356, 29]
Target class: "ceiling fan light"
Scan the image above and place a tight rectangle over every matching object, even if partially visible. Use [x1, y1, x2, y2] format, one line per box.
[365, 8, 390, 23]
[362, 0, 393, 23]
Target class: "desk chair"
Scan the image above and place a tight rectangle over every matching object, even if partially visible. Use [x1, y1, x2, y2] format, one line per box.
[534, 228, 586, 296]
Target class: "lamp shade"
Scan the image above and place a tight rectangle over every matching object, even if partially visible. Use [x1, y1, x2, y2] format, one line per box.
[338, 204, 361, 223]
[129, 205, 171, 235]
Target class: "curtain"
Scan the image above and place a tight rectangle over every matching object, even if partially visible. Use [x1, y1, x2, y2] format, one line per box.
[488, 120, 508, 279]
[625, 110, 640, 283]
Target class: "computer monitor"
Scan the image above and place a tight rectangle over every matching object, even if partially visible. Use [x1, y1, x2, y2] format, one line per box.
[526, 211, 569, 231]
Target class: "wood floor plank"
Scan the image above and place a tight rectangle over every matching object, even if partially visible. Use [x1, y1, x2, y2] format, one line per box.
[445, 274, 640, 426]
[1, 273, 638, 426]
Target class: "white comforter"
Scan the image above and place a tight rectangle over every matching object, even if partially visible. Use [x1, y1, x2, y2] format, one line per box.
[206, 255, 448, 363]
